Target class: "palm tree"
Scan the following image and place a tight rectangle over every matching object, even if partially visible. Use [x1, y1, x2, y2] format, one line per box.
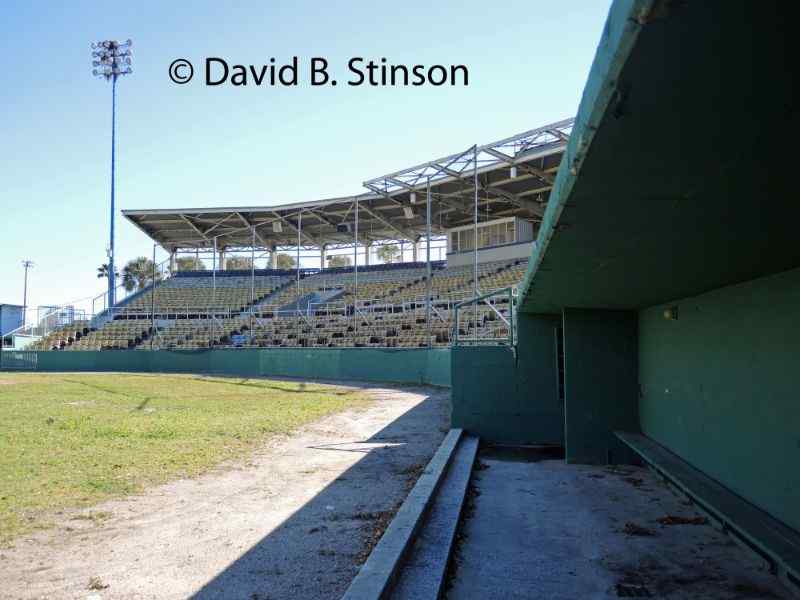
[121, 269, 137, 292]
[97, 263, 119, 279]
[122, 257, 160, 291]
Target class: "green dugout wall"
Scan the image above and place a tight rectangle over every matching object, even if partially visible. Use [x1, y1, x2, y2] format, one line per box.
[1, 348, 451, 387]
[639, 268, 800, 533]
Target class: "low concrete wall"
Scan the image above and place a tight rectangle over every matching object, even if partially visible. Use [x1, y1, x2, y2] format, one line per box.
[9, 347, 451, 387]
[451, 313, 563, 444]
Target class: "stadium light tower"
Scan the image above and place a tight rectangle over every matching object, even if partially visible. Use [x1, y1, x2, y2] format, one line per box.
[91, 38, 133, 307]
[21, 260, 34, 326]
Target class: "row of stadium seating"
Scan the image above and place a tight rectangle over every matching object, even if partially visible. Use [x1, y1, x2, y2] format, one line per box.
[150, 303, 512, 350]
[66, 321, 155, 351]
[28, 320, 92, 351]
[122, 275, 292, 313]
[264, 264, 430, 308]
[383, 260, 527, 304]
[42, 259, 527, 351]
[263, 259, 526, 309]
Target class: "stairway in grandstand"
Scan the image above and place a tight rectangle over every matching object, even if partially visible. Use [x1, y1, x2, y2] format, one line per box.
[274, 288, 346, 316]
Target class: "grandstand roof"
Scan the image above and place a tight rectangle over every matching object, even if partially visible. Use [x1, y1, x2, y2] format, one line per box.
[122, 119, 573, 251]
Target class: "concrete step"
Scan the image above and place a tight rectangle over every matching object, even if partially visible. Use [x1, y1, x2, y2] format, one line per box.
[389, 434, 479, 599]
[342, 429, 476, 600]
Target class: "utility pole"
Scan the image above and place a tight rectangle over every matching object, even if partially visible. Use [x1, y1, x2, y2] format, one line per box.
[91, 38, 133, 307]
[21, 260, 34, 326]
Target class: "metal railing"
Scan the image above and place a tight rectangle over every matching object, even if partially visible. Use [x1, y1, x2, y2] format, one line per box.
[452, 287, 517, 347]
[4, 305, 91, 350]
[0, 350, 38, 370]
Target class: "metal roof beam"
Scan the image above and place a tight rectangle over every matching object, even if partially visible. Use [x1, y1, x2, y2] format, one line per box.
[547, 128, 569, 142]
[363, 184, 406, 208]
[359, 203, 418, 241]
[482, 148, 554, 185]
[234, 212, 272, 247]
[179, 215, 211, 240]
[271, 210, 323, 247]
[202, 213, 238, 237]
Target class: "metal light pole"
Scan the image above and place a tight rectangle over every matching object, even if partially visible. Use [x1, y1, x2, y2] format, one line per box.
[91, 39, 133, 308]
[21, 260, 34, 326]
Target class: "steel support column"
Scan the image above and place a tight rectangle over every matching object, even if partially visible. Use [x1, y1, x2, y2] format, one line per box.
[426, 177, 432, 347]
[473, 144, 479, 343]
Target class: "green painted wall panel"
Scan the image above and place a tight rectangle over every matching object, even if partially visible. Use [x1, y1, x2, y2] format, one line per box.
[153, 350, 213, 373]
[210, 349, 259, 376]
[255, 348, 450, 385]
[451, 313, 562, 444]
[424, 348, 451, 388]
[8, 348, 450, 387]
[639, 268, 800, 532]
[33, 351, 150, 372]
[563, 308, 639, 464]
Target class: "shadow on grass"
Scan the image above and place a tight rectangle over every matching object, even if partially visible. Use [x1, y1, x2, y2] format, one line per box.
[189, 388, 448, 600]
[58, 377, 156, 403]
[187, 375, 362, 397]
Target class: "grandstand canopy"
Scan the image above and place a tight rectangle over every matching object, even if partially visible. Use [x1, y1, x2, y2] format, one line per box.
[122, 119, 573, 252]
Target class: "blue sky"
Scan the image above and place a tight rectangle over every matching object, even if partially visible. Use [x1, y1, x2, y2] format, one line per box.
[0, 1, 610, 316]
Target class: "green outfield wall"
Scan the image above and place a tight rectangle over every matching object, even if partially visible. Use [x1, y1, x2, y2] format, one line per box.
[639, 267, 800, 532]
[2, 348, 451, 387]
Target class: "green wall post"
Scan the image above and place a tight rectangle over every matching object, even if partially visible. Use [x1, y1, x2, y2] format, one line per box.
[563, 308, 639, 464]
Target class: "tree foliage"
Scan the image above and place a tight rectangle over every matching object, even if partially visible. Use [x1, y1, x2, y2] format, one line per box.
[276, 253, 296, 269]
[376, 244, 400, 264]
[225, 256, 254, 270]
[327, 255, 351, 268]
[175, 257, 206, 272]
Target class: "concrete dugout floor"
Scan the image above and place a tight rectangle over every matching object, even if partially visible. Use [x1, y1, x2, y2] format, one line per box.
[445, 448, 791, 599]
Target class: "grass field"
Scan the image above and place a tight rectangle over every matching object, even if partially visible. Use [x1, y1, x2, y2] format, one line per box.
[0, 373, 368, 544]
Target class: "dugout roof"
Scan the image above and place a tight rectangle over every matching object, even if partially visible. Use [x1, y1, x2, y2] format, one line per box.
[517, 1, 799, 314]
[122, 119, 573, 251]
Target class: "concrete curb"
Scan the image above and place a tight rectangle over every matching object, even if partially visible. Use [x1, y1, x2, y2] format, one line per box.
[390, 433, 479, 599]
[341, 428, 464, 600]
